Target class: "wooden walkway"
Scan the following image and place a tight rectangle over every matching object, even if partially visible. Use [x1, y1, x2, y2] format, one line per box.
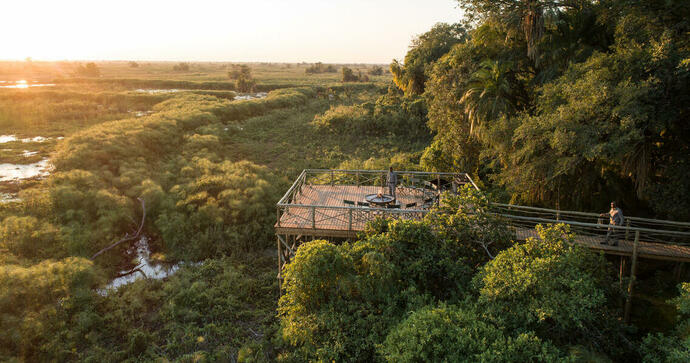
[513, 227, 690, 262]
[276, 185, 690, 262]
[275, 170, 690, 264]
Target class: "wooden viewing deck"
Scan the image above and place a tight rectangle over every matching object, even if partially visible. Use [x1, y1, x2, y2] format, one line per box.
[276, 184, 430, 237]
[275, 169, 476, 238]
[276, 170, 690, 264]
[275, 169, 476, 276]
[275, 169, 690, 319]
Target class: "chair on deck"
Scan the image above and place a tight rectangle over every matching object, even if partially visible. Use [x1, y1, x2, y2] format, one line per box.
[343, 200, 356, 206]
[357, 201, 370, 207]
[423, 180, 438, 191]
[386, 204, 401, 209]
[405, 202, 417, 209]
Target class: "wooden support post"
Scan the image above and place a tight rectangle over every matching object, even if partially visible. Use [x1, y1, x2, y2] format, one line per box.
[624, 231, 640, 324]
[348, 208, 353, 230]
[674, 263, 684, 281]
[311, 206, 316, 229]
[437, 175, 441, 191]
[330, 171, 334, 186]
[276, 207, 281, 227]
[277, 235, 283, 292]
[619, 256, 626, 289]
[681, 263, 686, 281]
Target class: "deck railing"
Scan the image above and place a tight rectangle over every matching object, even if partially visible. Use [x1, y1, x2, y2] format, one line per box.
[276, 169, 477, 231]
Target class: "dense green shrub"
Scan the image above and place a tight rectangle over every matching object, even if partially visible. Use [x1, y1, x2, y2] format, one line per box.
[474, 224, 629, 356]
[380, 303, 564, 362]
[336, 152, 421, 172]
[25, 256, 278, 362]
[278, 218, 481, 361]
[424, 185, 513, 268]
[48, 170, 135, 260]
[312, 88, 428, 138]
[157, 159, 282, 259]
[0, 258, 101, 361]
[311, 104, 368, 133]
[0, 216, 62, 260]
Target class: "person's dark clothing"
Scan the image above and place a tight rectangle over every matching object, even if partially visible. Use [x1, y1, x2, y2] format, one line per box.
[604, 207, 624, 246]
[387, 171, 397, 200]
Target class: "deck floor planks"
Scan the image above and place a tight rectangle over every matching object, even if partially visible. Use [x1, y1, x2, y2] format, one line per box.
[277, 185, 430, 233]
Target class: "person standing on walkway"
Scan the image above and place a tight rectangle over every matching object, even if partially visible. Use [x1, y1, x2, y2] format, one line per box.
[387, 167, 398, 201]
[600, 201, 624, 246]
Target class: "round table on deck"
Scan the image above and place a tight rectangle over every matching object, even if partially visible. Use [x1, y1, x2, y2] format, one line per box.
[365, 194, 395, 206]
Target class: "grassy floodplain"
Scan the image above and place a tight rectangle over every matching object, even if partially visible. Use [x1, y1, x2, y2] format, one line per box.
[2, 2, 690, 358]
[0, 60, 426, 361]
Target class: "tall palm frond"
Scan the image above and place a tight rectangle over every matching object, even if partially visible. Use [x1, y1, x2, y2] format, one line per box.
[460, 59, 516, 138]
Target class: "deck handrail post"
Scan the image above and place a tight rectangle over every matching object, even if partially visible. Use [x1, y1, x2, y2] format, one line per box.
[348, 208, 353, 230]
[311, 206, 316, 228]
[625, 219, 630, 241]
[624, 230, 640, 324]
[277, 207, 281, 227]
[437, 174, 441, 191]
[330, 171, 334, 186]
[356, 171, 360, 186]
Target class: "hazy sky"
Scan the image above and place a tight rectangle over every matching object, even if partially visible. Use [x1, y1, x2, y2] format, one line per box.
[2, 0, 463, 63]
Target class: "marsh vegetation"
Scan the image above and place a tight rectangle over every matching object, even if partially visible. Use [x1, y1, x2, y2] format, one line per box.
[1, 0, 690, 361]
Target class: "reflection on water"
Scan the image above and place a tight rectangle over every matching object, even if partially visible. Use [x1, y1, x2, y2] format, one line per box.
[0, 192, 20, 203]
[0, 135, 16, 143]
[104, 237, 198, 291]
[0, 158, 51, 182]
[234, 92, 268, 100]
[128, 110, 154, 117]
[0, 80, 56, 89]
[135, 89, 180, 94]
[0, 135, 51, 144]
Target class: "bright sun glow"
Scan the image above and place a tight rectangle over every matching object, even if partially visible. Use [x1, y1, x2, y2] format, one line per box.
[0, 0, 462, 63]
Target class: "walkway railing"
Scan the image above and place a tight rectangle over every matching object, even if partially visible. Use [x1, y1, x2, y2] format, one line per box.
[490, 203, 690, 246]
[277, 170, 690, 248]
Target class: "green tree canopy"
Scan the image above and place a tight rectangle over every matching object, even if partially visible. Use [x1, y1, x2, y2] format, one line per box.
[390, 23, 466, 96]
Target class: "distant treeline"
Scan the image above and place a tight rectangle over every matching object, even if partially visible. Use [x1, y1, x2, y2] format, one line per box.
[305, 62, 337, 74]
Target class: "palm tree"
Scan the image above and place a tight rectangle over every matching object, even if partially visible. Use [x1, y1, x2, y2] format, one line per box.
[460, 59, 516, 138]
